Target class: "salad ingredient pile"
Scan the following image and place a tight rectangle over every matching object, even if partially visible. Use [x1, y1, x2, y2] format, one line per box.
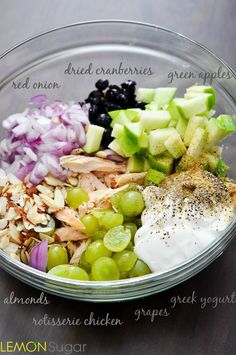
[0, 80, 235, 282]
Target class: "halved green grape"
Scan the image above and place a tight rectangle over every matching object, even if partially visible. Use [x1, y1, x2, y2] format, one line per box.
[103, 226, 131, 252]
[120, 191, 145, 217]
[92, 230, 107, 241]
[80, 214, 99, 237]
[84, 240, 112, 264]
[129, 260, 151, 278]
[124, 223, 138, 240]
[92, 209, 123, 230]
[79, 251, 91, 273]
[48, 264, 89, 281]
[47, 245, 68, 271]
[66, 187, 89, 210]
[113, 251, 137, 272]
[91, 257, 120, 281]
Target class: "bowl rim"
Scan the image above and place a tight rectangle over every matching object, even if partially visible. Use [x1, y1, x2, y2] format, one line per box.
[0, 19, 236, 290]
[0, 19, 235, 79]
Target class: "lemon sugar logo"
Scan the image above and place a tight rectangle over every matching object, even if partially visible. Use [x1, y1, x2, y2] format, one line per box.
[0, 340, 47, 353]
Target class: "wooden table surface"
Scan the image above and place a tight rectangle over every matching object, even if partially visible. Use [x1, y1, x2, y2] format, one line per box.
[0, 1, 235, 354]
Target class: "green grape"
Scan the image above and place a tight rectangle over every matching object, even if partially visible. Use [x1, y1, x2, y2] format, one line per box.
[120, 271, 129, 279]
[84, 240, 112, 264]
[47, 245, 68, 271]
[123, 215, 136, 223]
[79, 251, 91, 273]
[91, 257, 120, 281]
[48, 264, 89, 281]
[92, 230, 107, 241]
[93, 209, 123, 230]
[126, 241, 134, 251]
[120, 191, 145, 217]
[111, 184, 140, 213]
[124, 223, 138, 240]
[113, 251, 137, 272]
[111, 191, 124, 213]
[80, 214, 99, 237]
[134, 218, 142, 228]
[66, 187, 89, 209]
[103, 226, 131, 252]
[129, 260, 151, 278]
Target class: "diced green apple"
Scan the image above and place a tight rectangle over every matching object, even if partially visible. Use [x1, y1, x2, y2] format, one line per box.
[124, 122, 143, 141]
[127, 155, 144, 172]
[176, 116, 188, 139]
[83, 125, 105, 153]
[145, 169, 166, 186]
[188, 128, 207, 158]
[174, 94, 214, 119]
[149, 128, 176, 156]
[138, 132, 149, 155]
[141, 110, 171, 131]
[111, 124, 124, 139]
[206, 114, 236, 146]
[108, 139, 126, 157]
[184, 115, 207, 146]
[152, 87, 177, 107]
[164, 131, 187, 159]
[118, 135, 139, 157]
[186, 85, 216, 106]
[136, 88, 155, 103]
[148, 154, 173, 174]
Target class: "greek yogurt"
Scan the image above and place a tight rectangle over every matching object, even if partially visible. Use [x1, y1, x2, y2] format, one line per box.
[134, 170, 236, 272]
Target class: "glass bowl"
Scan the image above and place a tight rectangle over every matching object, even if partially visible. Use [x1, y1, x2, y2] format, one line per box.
[0, 20, 235, 302]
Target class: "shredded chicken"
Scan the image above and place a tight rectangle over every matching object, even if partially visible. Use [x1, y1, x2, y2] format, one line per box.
[78, 186, 129, 216]
[60, 155, 127, 173]
[78, 172, 107, 191]
[55, 208, 85, 231]
[70, 239, 91, 264]
[55, 227, 88, 242]
[104, 172, 147, 188]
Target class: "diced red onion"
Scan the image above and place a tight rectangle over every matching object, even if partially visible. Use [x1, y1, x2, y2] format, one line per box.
[0, 97, 89, 185]
[29, 162, 49, 185]
[29, 239, 48, 272]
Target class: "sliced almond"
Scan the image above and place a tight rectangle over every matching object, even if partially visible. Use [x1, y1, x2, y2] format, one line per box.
[8, 223, 21, 244]
[4, 242, 19, 255]
[23, 219, 36, 231]
[39, 233, 55, 244]
[67, 176, 78, 186]
[54, 188, 65, 209]
[0, 219, 8, 230]
[40, 194, 59, 211]
[0, 169, 8, 186]
[7, 173, 21, 185]
[33, 194, 45, 211]
[0, 197, 7, 216]
[27, 205, 48, 225]
[45, 175, 64, 187]
[0, 235, 10, 249]
[37, 185, 54, 198]
[5, 207, 17, 221]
